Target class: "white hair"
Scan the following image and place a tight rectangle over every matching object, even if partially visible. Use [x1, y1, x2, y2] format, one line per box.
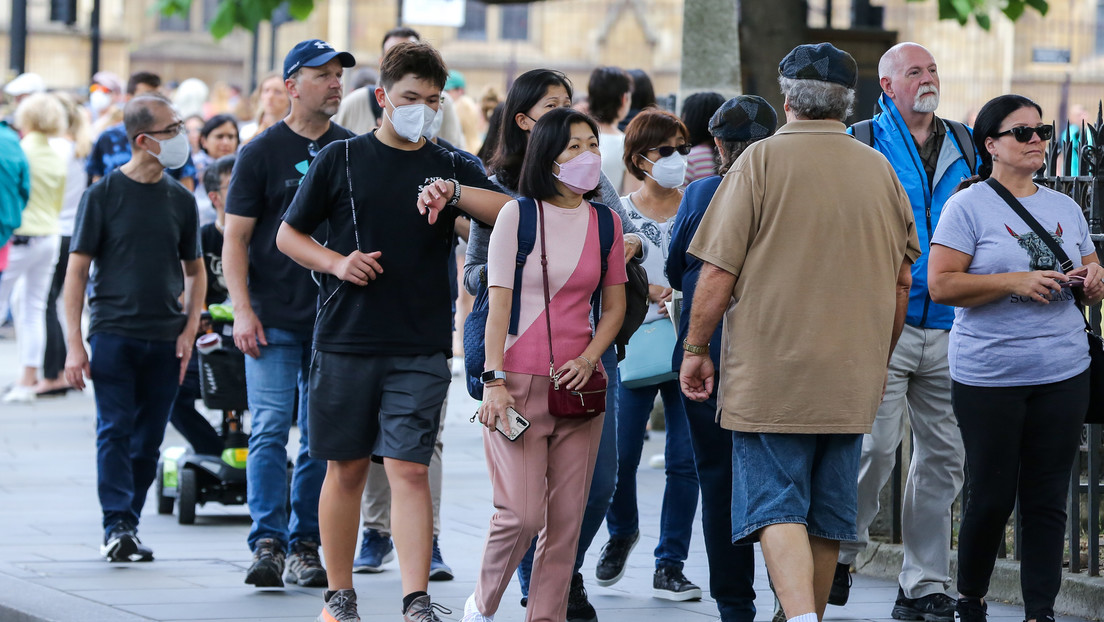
[778, 77, 854, 121]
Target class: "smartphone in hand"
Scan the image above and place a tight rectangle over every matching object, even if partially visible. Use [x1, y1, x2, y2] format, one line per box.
[497, 407, 530, 441]
[1061, 275, 1086, 288]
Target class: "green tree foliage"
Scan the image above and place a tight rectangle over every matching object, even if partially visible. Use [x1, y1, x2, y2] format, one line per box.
[922, 0, 1048, 30]
[161, 0, 1048, 40]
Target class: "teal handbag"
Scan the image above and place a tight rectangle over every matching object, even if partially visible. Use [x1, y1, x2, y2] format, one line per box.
[618, 318, 678, 389]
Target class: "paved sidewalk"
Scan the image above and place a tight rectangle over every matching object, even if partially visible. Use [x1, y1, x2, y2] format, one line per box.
[0, 334, 1094, 622]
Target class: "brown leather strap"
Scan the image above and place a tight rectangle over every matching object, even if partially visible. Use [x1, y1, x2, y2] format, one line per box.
[537, 200, 557, 382]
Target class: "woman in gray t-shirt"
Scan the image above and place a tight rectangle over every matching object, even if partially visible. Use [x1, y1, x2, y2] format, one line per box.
[928, 94, 1104, 622]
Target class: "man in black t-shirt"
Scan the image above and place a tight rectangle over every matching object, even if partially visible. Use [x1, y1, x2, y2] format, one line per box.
[63, 95, 205, 563]
[223, 39, 355, 591]
[278, 41, 506, 622]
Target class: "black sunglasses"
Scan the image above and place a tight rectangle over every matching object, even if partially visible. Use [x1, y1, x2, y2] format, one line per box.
[994, 124, 1053, 143]
[647, 144, 692, 158]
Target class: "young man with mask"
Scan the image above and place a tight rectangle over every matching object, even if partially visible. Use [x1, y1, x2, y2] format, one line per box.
[63, 95, 206, 562]
[276, 41, 507, 622]
[223, 39, 356, 590]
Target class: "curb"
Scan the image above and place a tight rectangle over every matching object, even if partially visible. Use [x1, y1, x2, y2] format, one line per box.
[855, 542, 1104, 621]
[0, 570, 150, 622]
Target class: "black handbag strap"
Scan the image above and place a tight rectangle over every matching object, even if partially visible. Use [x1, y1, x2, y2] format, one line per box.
[985, 177, 1092, 332]
[985, 177, 1074, 272]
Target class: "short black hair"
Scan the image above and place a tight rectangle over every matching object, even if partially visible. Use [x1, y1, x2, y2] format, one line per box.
[199, 114, 240, 154]
[124, 94, 172, 145]
[379, 41, 448, 91]
[203, 154, 236, 195]
[587, 66, 632, 125]
[127, 71, 162, 96]
[518, 107, 600, 201]
[681, 91, 725, 147]
[627, 69, 656, 110]
[381, 26, 421, 51]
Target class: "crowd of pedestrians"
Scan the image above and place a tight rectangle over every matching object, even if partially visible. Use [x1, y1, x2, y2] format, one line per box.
[0, 31, 1096, 622]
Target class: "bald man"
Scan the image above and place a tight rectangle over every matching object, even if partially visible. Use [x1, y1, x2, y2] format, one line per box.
[835, 43, 976, 622]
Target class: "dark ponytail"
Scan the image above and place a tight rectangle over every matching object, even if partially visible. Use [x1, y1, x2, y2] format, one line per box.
[955, 94, 1042, 192]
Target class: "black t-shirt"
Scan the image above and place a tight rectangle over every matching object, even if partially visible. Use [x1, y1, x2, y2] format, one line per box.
[283, 132, 499, 355]
[70, 170, 200, 341]
[225, 121, 355, 332]
[200, 223, 228, 306]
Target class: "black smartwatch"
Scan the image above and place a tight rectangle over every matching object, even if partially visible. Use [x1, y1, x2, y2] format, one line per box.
[480, 370, 506, 384]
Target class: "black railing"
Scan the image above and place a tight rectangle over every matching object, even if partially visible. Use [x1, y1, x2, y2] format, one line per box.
[1037, 103, 1104, 577]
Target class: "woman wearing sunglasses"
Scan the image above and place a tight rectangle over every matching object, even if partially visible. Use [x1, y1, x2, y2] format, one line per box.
[928, 94, 1104, 622]
[464, 107, 627, 622]
[593, 108, 702, 600]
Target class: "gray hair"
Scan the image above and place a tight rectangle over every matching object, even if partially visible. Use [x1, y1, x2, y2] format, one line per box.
[778, 77, 854, 121]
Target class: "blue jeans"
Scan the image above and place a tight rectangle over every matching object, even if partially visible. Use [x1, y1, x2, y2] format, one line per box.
[244, 327, 325, 551]
[90, 333, 180, 534]
[607, 376, 698, 569]
[517, 347, 619, 595]
[683, 394, 756, 622]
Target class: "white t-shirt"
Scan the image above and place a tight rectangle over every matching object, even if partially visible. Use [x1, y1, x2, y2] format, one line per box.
[599, 132, 626, 192]
[620, 194, 675, 325]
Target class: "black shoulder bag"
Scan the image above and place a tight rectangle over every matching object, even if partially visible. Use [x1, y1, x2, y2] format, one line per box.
[986, 177, 1103, 424]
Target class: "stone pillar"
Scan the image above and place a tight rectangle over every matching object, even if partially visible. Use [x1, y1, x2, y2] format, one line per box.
[678, 0, 742, 111]
[738, 0, 808, 116]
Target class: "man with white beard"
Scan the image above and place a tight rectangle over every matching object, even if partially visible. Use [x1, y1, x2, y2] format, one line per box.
[831, 42, 977, 622]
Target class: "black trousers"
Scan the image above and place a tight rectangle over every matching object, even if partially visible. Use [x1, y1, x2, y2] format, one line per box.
[42, 235, 70, 380]
[952, 369, 1088, 619]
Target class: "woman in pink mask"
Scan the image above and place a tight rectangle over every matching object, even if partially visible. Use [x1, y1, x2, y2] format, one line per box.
[463, 107, 627, 622]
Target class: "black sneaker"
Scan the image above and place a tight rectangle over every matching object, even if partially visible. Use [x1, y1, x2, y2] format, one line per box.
[245, 538, 285, 588]
[100, 524, 139, 562]
[131, 540, 154, 562]
[595, 531, 639, 586]
[402, 594, 451, 622]
[652, 566, 702, 601]
[286, 540, 328, 587]
[956, 598, 987, 622]
[828, 562, 852, 606]
[318, 589, 360, 622]
[567, 572, 598, 622]
[892, 588, 955, 622]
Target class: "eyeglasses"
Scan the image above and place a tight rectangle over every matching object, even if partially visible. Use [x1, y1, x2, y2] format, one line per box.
[308, 141, 320, 158]
[647, 144, 692, 158]
[144, 122, 185, 137]
[994, 124, 1053, 143]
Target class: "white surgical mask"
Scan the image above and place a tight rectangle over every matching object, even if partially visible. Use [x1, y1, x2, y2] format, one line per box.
[89, 90, 111, 114]
[384, 91, 437, 143]
[144, 132, 191, 170]
[642, 152, 688, 189]
[422, 106, 444, 139]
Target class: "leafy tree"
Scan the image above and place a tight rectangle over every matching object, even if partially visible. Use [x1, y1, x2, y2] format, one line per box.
[161, 0, 1047, 39]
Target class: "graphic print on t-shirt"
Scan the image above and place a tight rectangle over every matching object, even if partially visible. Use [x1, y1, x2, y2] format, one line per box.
[1005, 222, 1063, 271]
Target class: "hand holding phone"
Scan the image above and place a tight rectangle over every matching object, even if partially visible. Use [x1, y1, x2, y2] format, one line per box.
[472, 406, 530, 441]
[1061, 275, 1086, 288]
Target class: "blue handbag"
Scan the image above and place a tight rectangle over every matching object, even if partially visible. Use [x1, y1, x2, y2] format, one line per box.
[617, 318, 678, 389]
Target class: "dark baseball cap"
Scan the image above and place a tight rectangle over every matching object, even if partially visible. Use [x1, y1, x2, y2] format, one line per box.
[709, 95, 778, 142]
[778, 42, 858, 89]
[283, 39, 356, 80]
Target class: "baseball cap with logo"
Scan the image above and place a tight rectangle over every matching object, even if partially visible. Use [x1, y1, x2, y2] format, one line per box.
[283, 39, 356, 81]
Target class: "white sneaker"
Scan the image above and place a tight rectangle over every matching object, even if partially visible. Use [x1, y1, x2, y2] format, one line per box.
[2, 384, 35, 404]
[461, 594, 494, 622]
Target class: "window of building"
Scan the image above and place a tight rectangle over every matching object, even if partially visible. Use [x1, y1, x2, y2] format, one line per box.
[459, 0, 487, 40]
[203, 0, 221, 27]
[500, 3, 529, 41]
[159, 10, 191, 32]
[1097, 0, 1104, 56]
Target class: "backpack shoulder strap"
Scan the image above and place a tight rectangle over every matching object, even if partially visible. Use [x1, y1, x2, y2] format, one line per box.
[852, 120, 874, 148]
[588, 201, 614, 324]
[945, 119, 977, 174]
[509, 197, 538, 335]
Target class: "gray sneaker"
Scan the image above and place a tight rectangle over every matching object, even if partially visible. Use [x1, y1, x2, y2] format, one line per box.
[245, 538, 285, 588]
[318, 589, 359, 622]
[403, 594, 452, 622]
[286, 540, 327, 588]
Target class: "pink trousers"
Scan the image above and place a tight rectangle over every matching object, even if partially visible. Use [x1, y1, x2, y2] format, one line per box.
[474, 372, 604, 622]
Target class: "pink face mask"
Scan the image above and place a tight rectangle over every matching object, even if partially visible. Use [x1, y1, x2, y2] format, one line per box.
[553, 150, 602, 195]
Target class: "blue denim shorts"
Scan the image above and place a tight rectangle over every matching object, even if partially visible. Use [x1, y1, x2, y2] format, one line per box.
[730, 431, 862, 544]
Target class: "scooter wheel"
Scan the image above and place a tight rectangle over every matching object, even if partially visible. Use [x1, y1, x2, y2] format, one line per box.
[155, 462, 174, 515]
[178, 469, 197, 525]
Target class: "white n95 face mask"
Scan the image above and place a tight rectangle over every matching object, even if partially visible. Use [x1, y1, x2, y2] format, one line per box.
[384, 91, 437, 143]
[642, 152, 688, 189]
[144, 131, 191, 170]
[422, 107, 444, 139]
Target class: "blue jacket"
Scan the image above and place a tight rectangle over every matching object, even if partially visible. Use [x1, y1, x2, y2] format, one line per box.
[667, 175, 724, 375]
[0, 122, 29, 247]
[854, 94, 977, 330]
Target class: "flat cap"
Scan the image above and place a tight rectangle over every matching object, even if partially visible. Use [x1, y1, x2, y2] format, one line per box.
[709, 95, 777, 142]
[778, 42, 857, 89]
